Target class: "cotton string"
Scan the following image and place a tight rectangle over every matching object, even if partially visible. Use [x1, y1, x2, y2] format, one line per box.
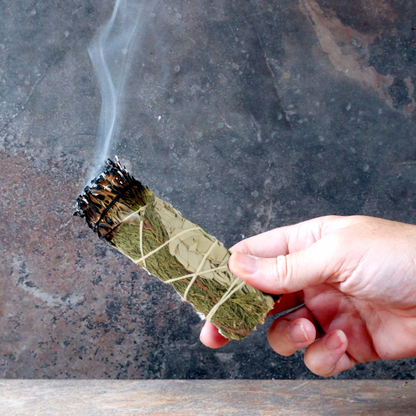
[182, 240, 218, 302]
[139, 220, 146, 269]
[117, 207, 245, 322]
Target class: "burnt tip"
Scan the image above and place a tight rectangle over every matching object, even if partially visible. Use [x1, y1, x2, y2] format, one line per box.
[74, 158, 151, 240]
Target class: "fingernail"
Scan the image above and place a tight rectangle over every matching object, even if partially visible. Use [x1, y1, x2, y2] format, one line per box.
[324, 330, 346, 350]
[233, 253, 258, 274]
[287, 322, 309, 343]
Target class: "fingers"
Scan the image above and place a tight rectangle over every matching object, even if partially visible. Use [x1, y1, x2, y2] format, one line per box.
[229, 226, 293, 257]
[229, 244, 335, 294]
[268, 307, 317, 356]
[202, 304, 358, 377]
[200, 322, 229, 349]
[268, 307, 357, 377]
[229, 216, 340, 257]
[304, 330, 357, 377]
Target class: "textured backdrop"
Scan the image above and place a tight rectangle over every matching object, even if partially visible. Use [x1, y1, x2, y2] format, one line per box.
[1, 0, 416, 379]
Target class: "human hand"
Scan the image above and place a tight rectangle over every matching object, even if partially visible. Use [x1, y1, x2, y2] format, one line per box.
[200, 216, 416, 377]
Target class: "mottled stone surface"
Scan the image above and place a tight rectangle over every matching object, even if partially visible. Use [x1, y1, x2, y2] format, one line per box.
[1, 0, 416, 379]
[0, 380, 415, 415]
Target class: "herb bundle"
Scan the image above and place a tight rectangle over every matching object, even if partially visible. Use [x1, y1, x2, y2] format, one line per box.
[75, 159, 277, 340]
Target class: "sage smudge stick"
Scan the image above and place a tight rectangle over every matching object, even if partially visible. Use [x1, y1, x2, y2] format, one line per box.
[75, 159, 278, 340]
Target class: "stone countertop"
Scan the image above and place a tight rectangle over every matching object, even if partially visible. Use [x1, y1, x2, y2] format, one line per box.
[1, 380, 415, 415]
[1, 0, 416, 380]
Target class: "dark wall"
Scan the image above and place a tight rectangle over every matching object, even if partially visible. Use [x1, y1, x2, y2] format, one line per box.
[1, 0, 416, 379]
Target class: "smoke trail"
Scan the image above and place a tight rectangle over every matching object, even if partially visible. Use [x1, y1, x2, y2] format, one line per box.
[87, 0, 157, 181]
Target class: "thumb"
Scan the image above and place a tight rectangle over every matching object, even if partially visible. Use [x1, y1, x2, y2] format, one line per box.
[228, 247, 333, 294]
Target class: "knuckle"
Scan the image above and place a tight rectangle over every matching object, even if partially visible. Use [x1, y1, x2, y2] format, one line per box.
[271, 255, 293, 292]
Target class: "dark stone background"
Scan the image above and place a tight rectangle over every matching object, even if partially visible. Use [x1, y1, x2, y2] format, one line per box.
[1, 0, 416, 379]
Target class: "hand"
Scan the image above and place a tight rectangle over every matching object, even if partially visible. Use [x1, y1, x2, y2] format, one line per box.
[200, 216, 416, 377]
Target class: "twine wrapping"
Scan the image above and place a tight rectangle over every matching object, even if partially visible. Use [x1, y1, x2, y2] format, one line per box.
[119, 208, 241, 322]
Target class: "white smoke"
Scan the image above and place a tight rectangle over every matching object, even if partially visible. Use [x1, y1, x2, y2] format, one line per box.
[87, 0, 158, 181]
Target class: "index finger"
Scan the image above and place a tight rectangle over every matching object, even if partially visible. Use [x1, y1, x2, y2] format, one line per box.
[229, 216, 339, 258]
